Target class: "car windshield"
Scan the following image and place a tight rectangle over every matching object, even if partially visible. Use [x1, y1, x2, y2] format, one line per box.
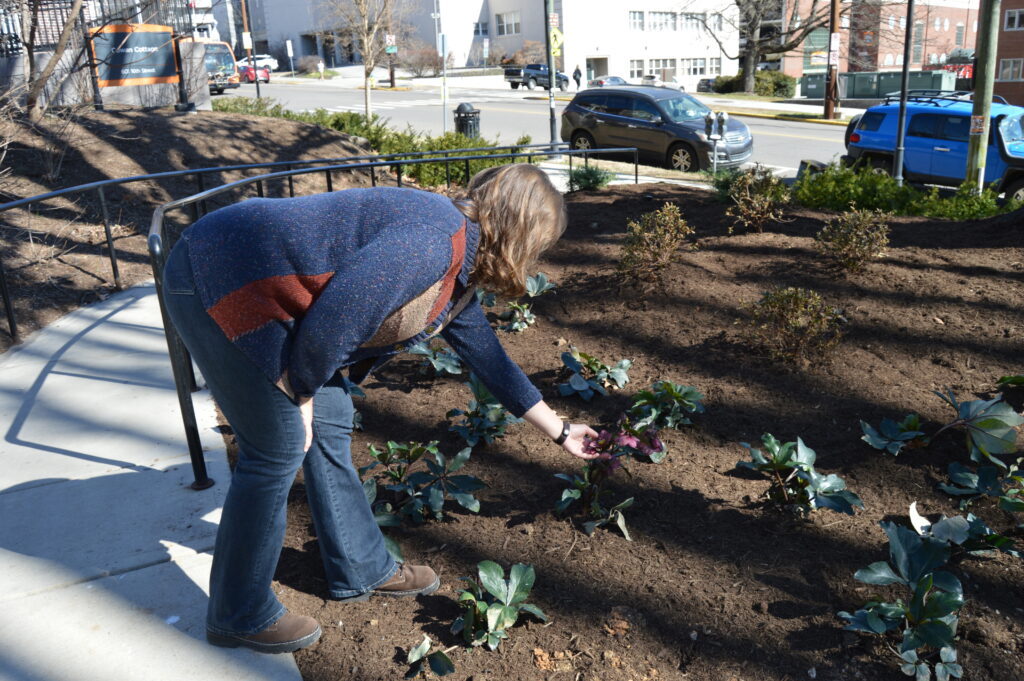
[658, 94, 711, 122]
[1000, 114, 1024, 144]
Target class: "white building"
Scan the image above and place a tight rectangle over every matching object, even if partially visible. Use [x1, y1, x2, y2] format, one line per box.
[240, 0, 739, 90]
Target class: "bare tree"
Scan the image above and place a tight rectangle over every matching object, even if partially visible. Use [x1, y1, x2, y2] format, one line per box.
[320, 0, 411, 118]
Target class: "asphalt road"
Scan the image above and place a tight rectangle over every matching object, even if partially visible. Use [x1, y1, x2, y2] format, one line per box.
[225, 81, 848, 174]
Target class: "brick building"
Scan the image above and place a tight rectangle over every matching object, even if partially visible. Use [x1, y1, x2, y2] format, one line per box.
[778, 0, 980, 78]
[996, 0, 1024, 103]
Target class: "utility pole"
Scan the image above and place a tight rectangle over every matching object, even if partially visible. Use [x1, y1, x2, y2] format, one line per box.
[893, 0, 915, 186]
[543, 0, 557, 152]
[823, 0, 841, 120]
[239, 0, 260, 99]
[965, 0, 1000, 193]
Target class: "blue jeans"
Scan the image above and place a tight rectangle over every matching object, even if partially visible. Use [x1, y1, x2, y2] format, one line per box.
[162, 239, 396, 636]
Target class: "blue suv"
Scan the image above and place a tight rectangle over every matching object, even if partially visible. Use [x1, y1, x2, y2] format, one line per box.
[843, 91, 1024, 201]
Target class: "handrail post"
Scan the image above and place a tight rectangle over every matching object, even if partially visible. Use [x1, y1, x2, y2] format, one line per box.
[96, 187, 123, 290]
[196, 173, 208, 216]
[256, 180, 265, 198]
[397, 163, 403, 187]
[326, 169, 333, 193]
[464, 158, 470, 185]
[444, 152, 451, 188]
[370, 167, 376, 187]
[568, 151, 573, 176]
[634, 149, 639, 184]
[287, 164, 295, 197]
[147, 224, 213, 491]
[0, 254, 19, 343]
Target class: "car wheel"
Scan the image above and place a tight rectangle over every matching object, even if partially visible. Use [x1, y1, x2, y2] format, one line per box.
[511, 82, 519, 90]
[213, 87, 224, 95]
[844, 114, 862, 149]
[867, 156, 893, 176]
[527, 78, 537, 90]
[667, 143, 699, 172]
[1005, 177, 1024, 203]
[571, 131, 596, 151]
[558, 80, 567, 92]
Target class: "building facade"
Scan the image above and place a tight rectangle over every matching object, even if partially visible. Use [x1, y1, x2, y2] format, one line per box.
[995, 0, 1024, 103]
[779, 0, 980, 78]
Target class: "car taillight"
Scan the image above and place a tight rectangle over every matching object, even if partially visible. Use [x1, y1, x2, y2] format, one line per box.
[850, 132, 861, 144]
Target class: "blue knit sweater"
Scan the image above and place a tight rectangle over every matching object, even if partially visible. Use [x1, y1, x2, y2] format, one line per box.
[183, 187, 542, 417]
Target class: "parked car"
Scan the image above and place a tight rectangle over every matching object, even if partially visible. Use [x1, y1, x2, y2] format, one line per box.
[640, 74, 685, 91]
[842, 90, 1024, 201]
[696, 78, 716, 93]
[587, 75, 628, 88]
[237, 54, 278, 71]
[560, 86, 754, 172]
[503, 63, 570, 91]
[238, 64, 271, 83]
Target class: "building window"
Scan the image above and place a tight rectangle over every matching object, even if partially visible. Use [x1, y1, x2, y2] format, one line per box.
[998, 58, 1023, 81]
[884, 53, 894, 66]
[955, 23, 964, 46]
[900, 16, 906, 29]
[943, 18, 949, 31]
[934, 17, 941, 32]
[711, 13, 724, 31]
[929, 53, 938, 65]
[682, 13, 705, 31]
[474, 22, 488, 36]
[649, 58, 677, 79]
[629, 11, 644, 30]
[629, 59, 644, 78]
[888, 15, 895, 29]
[841, 16, 849, 28]
[684, 58, 706, 75]
[495, 11, 520, 36]
[710, 57, 721, 75]
[1007, 10, 1024, 30]
[912, 21, 924, 63]
[648, 11, 677, 31]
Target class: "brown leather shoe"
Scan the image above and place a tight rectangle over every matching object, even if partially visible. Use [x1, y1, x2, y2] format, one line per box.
[206, 613, 321, 654]
[373, 564, 440, 598]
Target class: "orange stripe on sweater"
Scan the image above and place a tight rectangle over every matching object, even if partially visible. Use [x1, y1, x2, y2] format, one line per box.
[429, 222, 466, 321]
[209, 273, 334, 340]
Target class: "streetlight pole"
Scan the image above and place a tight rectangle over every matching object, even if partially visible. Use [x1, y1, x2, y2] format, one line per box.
[543, 0, 557, 152]
[239, 0, 261, 99]
[432, 0, 447, 133]
[893, 0, 915, 186]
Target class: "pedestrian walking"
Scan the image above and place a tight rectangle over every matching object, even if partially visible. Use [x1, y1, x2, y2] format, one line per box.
[573, 65, 582, 90]
[162, 164, 600, 654]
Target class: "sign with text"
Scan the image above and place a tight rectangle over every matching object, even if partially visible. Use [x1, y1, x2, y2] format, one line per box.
[89, 24, 178, 88]
[286, 39, 293, 57]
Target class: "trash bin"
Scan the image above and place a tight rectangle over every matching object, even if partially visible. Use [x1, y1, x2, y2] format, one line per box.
[453, 102, 480, 138]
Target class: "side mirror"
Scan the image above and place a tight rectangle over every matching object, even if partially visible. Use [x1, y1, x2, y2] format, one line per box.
[651, 115, 663, 125]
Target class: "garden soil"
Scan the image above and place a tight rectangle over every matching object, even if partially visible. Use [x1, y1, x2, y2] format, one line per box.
[3, 112, 1023, 680]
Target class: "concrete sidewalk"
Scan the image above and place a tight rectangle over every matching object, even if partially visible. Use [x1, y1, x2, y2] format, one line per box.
[0, 283, 301, 681]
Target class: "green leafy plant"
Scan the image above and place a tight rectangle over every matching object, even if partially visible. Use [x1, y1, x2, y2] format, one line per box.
[627, 381, 705, 430]
[525, 272, 556, 298]
[933, 389, 1024, 469]
[361, 441, 485, 527]
[838, 521, 964, 680]
[703, 167, 742, 202]
[447, 373, 522, 446]
[405, 635, 455, 678]
[451, 561, 548, 650]
[938, 457, 1024, 517]
[476, 288, 497, 308]
[997, 374, 1024, 387]
[498, 300, 536, 332]
[618, 202, 696, 289]
[737, 434, 864, 515]
[815, 209, 891, 273]
[408, 342, 463, 375]
[860, 414, 928, 456]
[746, 287, 843, 363]
[557, 348, 632, 401]
[567, 164, 614, 192]
[908, 502, 1019, 559]
[725, 164, 788, 234]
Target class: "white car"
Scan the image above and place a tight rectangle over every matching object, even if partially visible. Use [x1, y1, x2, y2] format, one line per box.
[237, 54, 278, 71]
[640, 74, 685, 91]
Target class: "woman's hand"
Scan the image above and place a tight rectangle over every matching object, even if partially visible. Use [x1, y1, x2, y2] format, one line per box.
[298, 396, 314, 452]
[561, 423, 601, 460]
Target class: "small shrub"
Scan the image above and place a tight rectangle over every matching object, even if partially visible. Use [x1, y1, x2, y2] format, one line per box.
[447, 374, 522, 446]
[815, 209, 891, 273]
[712, 71, 796, 97]
[567, 165, 614, 192]
[746, 287, 843, 363]
[555, 449, 638, 539]
[725, 164, 788, 234]
[557, 348, 632, 401]
[913, 182, 1021, 220]
[860, 413, 928, 456]
[627, 381, 705, 431]
[452, 561, 548, 650]
[703, 167, 742, 202]
[497, 301, 536, 332]
[737, 433, 864, 515]
[618, 202, 696, 288]
[792, 163, 918, 213]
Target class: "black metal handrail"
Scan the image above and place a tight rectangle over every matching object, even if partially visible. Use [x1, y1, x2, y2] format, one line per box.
[0, 142, 575, 344]
[148, 146, 640, 488]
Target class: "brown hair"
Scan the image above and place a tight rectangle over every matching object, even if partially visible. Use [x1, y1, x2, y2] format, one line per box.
[454, 164, 567, 297]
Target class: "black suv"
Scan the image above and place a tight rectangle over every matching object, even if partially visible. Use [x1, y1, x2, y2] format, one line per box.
[560, 86, 753, 172]
[843, 91, 1024, 200]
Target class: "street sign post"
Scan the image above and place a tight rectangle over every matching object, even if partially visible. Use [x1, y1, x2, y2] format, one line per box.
[286, 39, 294, 75]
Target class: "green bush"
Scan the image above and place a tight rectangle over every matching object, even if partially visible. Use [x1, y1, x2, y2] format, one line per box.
[712, 71, 796, 97]
[792, 162, 1022, 219]
[618, 202, 696, 289]
[702, 167, 742, 202]
[725, 164, 789, 234]
[567, 165, 614, 192]
[746, 287, 843, 363]
[211, 97, 531, 187]
[814, 209, 890, 273]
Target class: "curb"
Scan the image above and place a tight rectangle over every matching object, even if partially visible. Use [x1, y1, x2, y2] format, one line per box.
[725, 110, 850, 126]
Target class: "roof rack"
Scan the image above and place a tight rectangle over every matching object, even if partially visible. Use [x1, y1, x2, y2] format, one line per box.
[881, 89, 1009, 106]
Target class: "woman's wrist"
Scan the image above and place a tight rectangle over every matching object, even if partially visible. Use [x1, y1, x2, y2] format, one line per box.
[553, 420, 570, 445]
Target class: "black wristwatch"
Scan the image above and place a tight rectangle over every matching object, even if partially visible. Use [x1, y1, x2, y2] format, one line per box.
[554, 421, 570, 445]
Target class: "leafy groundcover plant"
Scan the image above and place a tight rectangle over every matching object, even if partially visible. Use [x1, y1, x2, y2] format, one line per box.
[860, 413, 928, 456]
[932, 389, 1024, 469]
[408, 341, 463, 375]
[452, 561, 548, 650]
[497, 272, 556, 333]
[839, 520, 965, 681]
[627, 380, 705, 431]
[737, 433, 864, 515]
[447, 373, 522, 446]
[405, 635, 455, 678]
[557, 348, 631, 401]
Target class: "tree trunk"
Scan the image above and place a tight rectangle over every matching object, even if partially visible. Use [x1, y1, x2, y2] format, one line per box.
[364, 71, 372, 119]
[743, 21, 761, 93]
[26, 0, 85, 123]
